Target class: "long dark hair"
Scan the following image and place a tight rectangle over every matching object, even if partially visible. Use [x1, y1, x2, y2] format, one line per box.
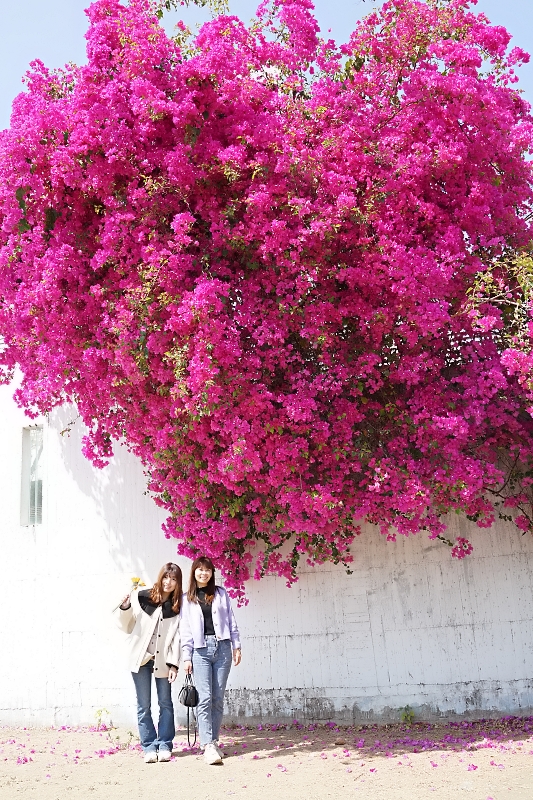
[150, 562, 183, 613]
[187, 556, 216, 605]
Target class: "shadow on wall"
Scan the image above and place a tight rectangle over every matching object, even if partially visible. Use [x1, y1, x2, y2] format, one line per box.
[49, 404, 191, 590]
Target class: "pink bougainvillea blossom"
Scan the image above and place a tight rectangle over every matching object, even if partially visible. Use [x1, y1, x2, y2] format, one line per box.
[451, 537, 474, 560]
[1, 0, 533, 597]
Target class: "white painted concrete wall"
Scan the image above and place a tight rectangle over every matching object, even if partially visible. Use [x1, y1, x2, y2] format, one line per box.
[1, 380, 533, 728]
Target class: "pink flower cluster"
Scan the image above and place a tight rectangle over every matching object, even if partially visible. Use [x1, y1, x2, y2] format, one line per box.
[0, 0, 533, 597]
[451, 537, 474, 560]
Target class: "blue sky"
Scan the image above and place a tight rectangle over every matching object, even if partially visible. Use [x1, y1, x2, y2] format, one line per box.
[1, 0, 532, 130]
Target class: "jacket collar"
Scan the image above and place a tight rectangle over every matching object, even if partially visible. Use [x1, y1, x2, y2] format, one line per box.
[138, 588, 178, 618]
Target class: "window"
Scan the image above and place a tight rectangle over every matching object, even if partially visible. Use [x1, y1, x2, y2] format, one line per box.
[21, 426, 43, 526]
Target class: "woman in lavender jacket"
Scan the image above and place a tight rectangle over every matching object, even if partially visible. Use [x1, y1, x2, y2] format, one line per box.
[181, 556, 241, 765]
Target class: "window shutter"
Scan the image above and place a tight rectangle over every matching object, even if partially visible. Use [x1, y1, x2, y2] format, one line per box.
[21, 426, 43, 526]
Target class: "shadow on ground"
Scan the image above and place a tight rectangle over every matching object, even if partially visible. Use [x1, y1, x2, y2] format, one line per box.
[168, 715, 533, 763]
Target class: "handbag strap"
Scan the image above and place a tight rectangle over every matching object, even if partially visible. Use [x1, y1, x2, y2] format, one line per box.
[187, 706, 197, 748]
[186, 671, 197, 747]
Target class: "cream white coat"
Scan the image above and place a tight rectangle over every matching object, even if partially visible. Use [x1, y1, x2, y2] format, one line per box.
[116, 588, 181, 677]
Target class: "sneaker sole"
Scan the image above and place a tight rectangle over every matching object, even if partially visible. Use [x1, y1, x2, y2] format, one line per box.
[204, 755, 223, 765]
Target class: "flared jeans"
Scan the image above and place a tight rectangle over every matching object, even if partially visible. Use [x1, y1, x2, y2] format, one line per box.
[131, 659, 175, 753]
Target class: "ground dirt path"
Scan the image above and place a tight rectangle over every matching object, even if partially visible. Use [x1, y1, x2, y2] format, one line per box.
[1, 718, 533, 799]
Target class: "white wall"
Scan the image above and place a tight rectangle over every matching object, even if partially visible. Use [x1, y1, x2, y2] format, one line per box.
[1, 380, 533, 727]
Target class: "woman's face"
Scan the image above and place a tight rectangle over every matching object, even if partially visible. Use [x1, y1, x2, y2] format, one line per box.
[162, 574, 178, 594]
[195, 565, 213, 588]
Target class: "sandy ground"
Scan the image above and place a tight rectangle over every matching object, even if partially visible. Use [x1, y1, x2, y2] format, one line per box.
[1, 718, 533, 799]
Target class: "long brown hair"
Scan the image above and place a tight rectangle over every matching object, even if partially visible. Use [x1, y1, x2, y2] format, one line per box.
[150, 562, 183, 613]
[187, 556, 216, 605]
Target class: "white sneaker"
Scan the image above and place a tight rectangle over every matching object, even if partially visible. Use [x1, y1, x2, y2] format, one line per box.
[158, 749, 172, 762]
[204, 743, 223, 765]
[213, 742, 225, 759]
[144, 751, 158, 764]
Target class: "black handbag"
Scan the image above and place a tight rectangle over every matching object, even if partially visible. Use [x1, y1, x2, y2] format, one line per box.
[178, 673, 199, 746]
[178, 673, 199, 707]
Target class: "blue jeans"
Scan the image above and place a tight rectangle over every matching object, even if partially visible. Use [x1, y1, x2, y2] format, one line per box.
[192, 636, 232, 747]
[131, 660, 175, 752]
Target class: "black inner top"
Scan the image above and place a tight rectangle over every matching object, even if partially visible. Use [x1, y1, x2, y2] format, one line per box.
[197, 588, 215, 636]
[138, 588, 177, 618]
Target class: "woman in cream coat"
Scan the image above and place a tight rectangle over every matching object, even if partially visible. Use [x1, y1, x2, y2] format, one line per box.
[117, 562, 182, 763]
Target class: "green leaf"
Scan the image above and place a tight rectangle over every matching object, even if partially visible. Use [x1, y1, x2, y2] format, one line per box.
[185, 125, 201, 146]
[15, 186, 29, 213]
[44, 207, 60, 233]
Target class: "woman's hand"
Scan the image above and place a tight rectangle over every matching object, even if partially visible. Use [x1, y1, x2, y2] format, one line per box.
[119, 594, 131, 610]
[183, 660, 193, 675]
[232, 648, 242, 666]
[168, 666, 178, 683]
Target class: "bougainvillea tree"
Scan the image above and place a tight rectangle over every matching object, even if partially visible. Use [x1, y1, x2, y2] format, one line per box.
[1, 0, 533, 596]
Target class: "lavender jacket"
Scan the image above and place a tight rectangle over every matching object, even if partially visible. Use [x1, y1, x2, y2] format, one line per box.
[180, 587, 241, 660]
